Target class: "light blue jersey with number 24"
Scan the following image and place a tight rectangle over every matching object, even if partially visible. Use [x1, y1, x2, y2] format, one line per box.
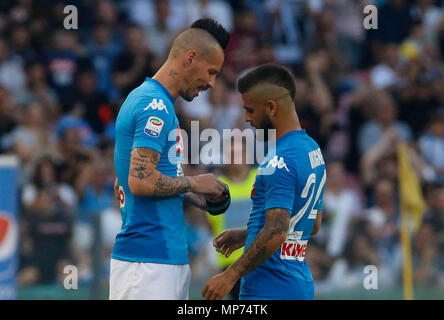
[240, 130, 326, 300]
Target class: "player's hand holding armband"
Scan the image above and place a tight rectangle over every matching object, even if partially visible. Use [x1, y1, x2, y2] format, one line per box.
[188, 174, 231, 215]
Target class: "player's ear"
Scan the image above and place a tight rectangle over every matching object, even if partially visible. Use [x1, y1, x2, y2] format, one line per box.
[184, 50, 197, 68]
[266, 99, 278, 117]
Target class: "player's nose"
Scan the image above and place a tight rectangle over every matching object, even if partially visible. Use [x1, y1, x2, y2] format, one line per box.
[207, 77, 215, 89]
[207, 75, 216, 89]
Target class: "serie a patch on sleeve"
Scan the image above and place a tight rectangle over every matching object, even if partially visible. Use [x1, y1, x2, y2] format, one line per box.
[144, 116, 165, 137]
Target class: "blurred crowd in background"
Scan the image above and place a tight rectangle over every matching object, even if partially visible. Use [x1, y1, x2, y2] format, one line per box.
[1, 0, 444, 297]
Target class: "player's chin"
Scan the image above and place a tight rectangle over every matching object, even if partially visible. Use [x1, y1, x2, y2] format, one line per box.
[182, 90, 198, 102]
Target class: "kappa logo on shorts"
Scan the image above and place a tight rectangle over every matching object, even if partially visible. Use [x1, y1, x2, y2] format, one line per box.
[144, 116, 165, 137]
[144, 98, 169, 114]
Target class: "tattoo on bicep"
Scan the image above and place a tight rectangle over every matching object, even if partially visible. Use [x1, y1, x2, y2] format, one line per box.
[129, 148, 160, 180]
[130, 148, 191, 196]
[265, 208, 290, 235]
[169, 70, 179, 79]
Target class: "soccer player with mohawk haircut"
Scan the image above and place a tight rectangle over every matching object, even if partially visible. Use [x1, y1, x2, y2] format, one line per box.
[202, 63, 326, 300]
[110, 19, 231, 300]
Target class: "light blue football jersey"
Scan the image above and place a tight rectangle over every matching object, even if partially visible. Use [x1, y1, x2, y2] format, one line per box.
[112, 78, 187, 264]
[240, 129, 326, 300]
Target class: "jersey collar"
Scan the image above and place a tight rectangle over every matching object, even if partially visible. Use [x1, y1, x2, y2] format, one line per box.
[146, 77, 176, 104]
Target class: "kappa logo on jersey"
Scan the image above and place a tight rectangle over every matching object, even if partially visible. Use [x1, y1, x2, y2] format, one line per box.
[266, 156, 290, 171]
[280, 239, 307, 261]
[144, 98, 169, 114]
[144, 116, 165, 137]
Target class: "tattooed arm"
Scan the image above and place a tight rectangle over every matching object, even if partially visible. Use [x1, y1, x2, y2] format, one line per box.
[128, 147, 226, 197]
[128, 147, 191, 197]
[202, 208, 289, 300]
[227, 208, 289, 278]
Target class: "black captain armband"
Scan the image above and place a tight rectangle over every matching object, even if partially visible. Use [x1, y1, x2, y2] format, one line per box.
[205, 184, 231, 215]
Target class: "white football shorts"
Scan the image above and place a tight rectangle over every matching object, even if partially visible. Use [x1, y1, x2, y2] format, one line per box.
[109, 258, 191, 300]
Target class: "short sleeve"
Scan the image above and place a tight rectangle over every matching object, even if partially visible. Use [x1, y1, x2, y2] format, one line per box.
[262, 155, 297, 213]
[131, 98, 173, 153]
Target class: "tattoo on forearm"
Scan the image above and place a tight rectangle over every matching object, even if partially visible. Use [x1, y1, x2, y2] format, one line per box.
[230, 208, 289, 277]
[130, 147, 191, 196]
[155, 175, 191, 196]
[169, 70, 179, 79]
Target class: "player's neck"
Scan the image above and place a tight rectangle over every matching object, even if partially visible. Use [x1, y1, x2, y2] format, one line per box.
[275, 111, 302, 139]
[152, 61, 182, 99]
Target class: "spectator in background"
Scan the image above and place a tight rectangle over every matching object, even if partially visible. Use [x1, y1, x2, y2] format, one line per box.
[144, 0, 180, 60]
[126, 0, 187, 32]
[44, 30, 86, 110]
[75, 160, 114, 225]
[55, 102, 98, 149]
[72, 67, 112, 136]
[55, 120, 97, 188]
[365, 178, 402, 287]
[303, 48, 336, 148]
[22, 155, 78, 213]
[0, 38, 26, 99]
[419, 113, 444, 184]
[330, 0, 369, 70]
[307, 7, 347, 79]
[315, 218, 381, 293]
[18, 187, 73, 286]
[370, 42, 402, 90]
[358, 91, 412, 155]
[265, 0, 319, 66]
[222, 6, 262, 85]
[411, 0, 444, 39]
[8, 22, 38, 62]
[0, 86, 20, 153]
[211, 79, 244, 135]
[4, 101, 58, 171]
[73, 159, 115, 283]
[86, 23, 122, 102]
[112, 24, 156, 98]
[415, 185, 444, 286]
[398, 58, 442, 138]
[18, 60, 60, 123]
[372, 0, 414, 44]
[321, 161, 363, 258]
[184, 0, 234, 32]
[96, 0, 123, 38]
[293, 68, 325, 146]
